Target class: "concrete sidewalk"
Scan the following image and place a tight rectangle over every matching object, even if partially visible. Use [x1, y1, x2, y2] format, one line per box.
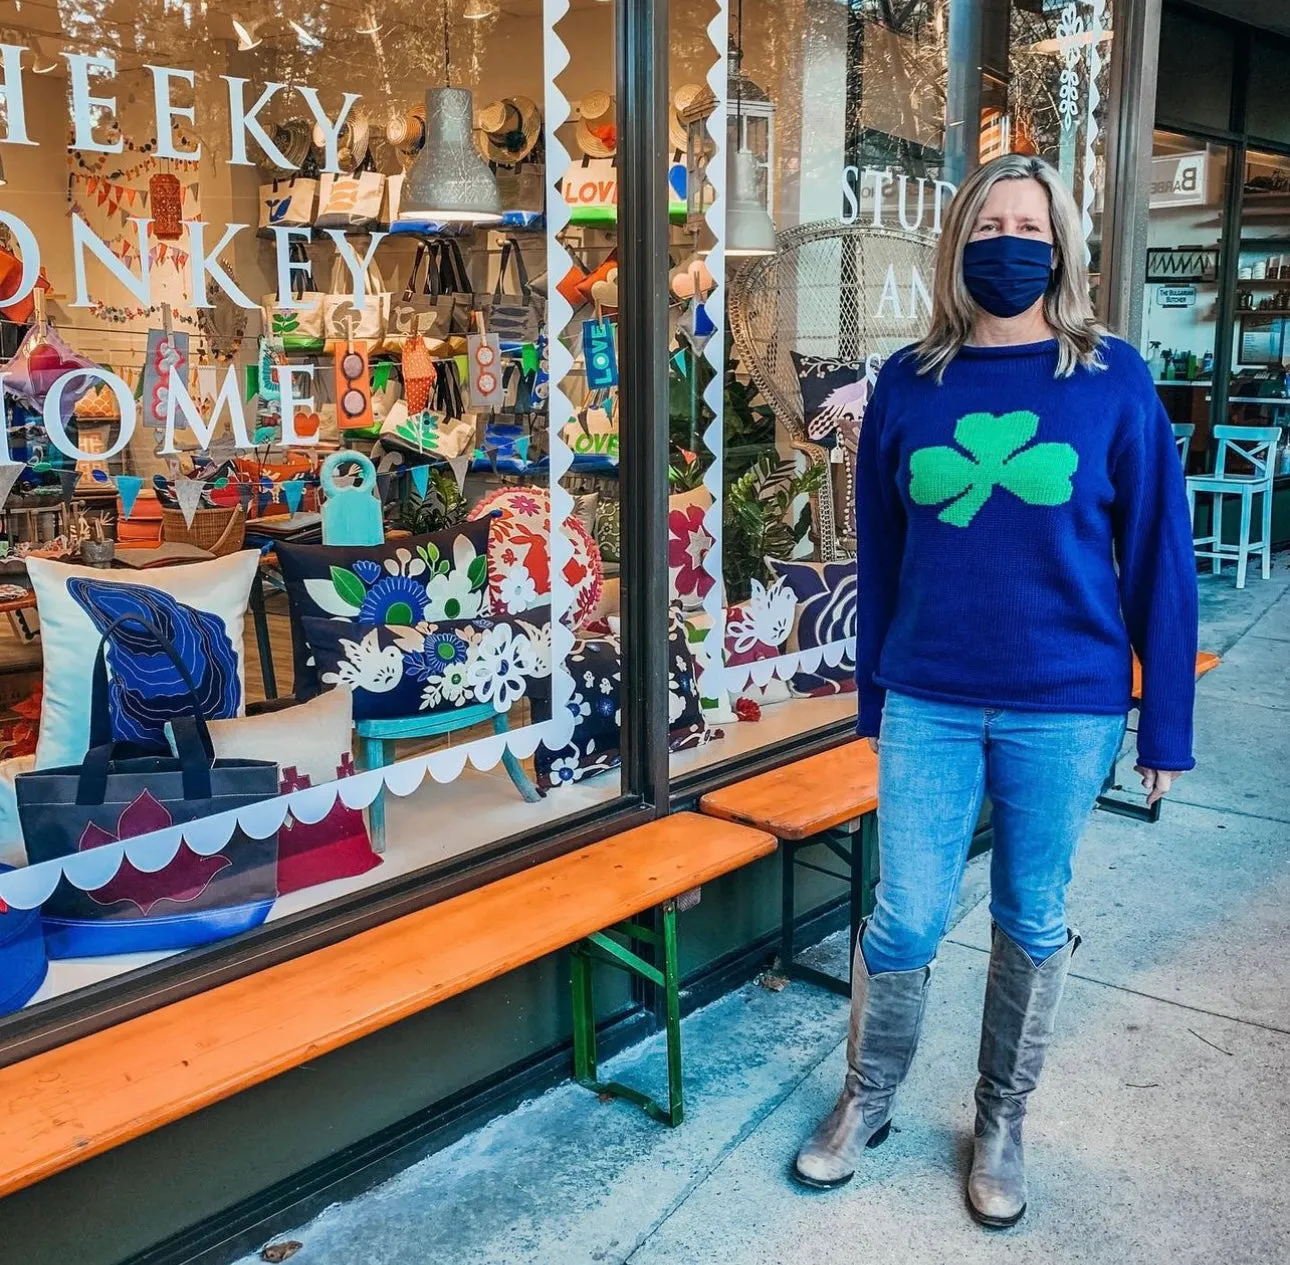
[237, 565, 1290, 1265]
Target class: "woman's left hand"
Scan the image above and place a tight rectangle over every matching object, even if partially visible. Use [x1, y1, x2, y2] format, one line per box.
[1135, 766, 1183, 808]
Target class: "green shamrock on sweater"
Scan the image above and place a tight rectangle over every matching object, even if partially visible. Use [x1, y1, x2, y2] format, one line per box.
[909, 411, 1078, 527]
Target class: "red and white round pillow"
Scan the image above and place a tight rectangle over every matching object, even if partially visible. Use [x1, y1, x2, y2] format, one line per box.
[469, 486, 604, 629]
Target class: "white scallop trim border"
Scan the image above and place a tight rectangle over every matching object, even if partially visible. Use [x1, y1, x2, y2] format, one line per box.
[718, 637, 855, 694]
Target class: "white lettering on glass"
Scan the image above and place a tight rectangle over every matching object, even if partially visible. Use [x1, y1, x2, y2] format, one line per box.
[163, 366, 253, 454]
[71, 215, 152, 307]
[224, 77, 293, 168]
[147, 65, 201, 160]
[0, 45, 35, 145]
[296, 88, 361, 174]
[325, 229, 387, 308]
[186, 221, 256, 308]
[65, 52, 123, 153]
[277, 365, 319, 446]
[271, 227, 318, 309]
[44, 368, 137, 459]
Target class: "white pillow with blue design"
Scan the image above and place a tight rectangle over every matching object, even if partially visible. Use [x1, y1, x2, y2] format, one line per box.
[27, 552, 258, 769]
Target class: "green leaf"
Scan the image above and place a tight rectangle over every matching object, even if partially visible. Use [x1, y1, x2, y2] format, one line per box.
[953, 411, 1038, 465]
[467, 554, 489, 590]
[330, 566, 365, 609]
[909, 445, 977, 507]
[998, 442, 1079, 506]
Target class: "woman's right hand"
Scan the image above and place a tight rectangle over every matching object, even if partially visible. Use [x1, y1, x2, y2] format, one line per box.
[866, 737, 879, 754]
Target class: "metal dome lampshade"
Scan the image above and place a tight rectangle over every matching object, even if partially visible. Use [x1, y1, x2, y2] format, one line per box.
[399, 87, 502, 224]
[726, 148, 776, 257]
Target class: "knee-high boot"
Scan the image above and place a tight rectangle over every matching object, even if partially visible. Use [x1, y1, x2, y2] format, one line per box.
[968, 925, 1079, 1227]
[793, 934, 933, 1189]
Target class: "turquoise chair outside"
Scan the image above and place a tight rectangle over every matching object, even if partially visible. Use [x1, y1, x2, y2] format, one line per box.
[317, 452, 542, 852]
[1186, 424, 1282, 590]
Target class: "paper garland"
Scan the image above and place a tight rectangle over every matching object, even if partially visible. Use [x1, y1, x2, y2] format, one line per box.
[447, 454, 470, 492]
[114, 474, 144, 519]
[0, 463, 24, 513]
[410, 465, 430, 497]
[281, 480, 305, 513]
[174, 476, 205, 527]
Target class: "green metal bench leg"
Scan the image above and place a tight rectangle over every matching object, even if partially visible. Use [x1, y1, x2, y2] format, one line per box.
[359, 734, 388, 853]
[570, 901, 684, 1127]
[493, 712, 541, 803]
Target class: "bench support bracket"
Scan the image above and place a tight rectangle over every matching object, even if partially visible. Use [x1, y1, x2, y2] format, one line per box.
[571, 901, 683, 1127]
[779, 816, 879, 997]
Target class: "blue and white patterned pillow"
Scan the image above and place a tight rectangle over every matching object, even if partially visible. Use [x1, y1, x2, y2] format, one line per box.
[764, 558, 857, 697]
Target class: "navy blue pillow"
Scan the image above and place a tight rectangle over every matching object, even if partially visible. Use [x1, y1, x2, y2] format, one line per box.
[765, 558, 857, 697]
[276, 518, 493, 699]
[301, 607, 552, 722]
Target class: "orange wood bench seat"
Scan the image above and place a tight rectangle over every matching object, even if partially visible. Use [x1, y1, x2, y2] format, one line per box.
[1131, 650, 1221, 702]
[699, 741, 879, 841]
[0, 812, 775, 1200]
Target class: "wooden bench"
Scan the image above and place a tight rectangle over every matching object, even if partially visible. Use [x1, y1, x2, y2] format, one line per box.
[701, 741, 878, 997]
[1098, 649, 1222, 822]
[0, 812, 775, 1201]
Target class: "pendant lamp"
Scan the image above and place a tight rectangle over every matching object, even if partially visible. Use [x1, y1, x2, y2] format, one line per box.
[724, 0, 775, 257]
[398, 1, 502, 224]
[726, 148, 775, 257]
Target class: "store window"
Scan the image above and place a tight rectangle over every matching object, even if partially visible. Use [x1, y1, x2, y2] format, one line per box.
[664, 0, 1117, 778]
[0, 2, 634, 1022]
[1228, 149, 1290, 441]
[1141, 132, 1229, 463]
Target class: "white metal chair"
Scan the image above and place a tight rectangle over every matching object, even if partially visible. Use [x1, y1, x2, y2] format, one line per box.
[1186, 424, 1281, 588]
[1172, 422, 1194, 461]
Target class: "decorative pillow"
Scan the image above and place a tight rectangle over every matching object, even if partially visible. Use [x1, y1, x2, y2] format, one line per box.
[791, 353, 867, 447]
[595, 498, 621, 564]
[469, 486, 603, 630]
[724, 575, 797, 706]
[67, 578, 242, 752]
[302, 607, 553, 722]
[536, 607, 711, 791]
[765, 558, 857, 696]
[682, 613, 736, 724]
[27, 551, 258, 770]
[173, 689, 378, 897]
[667, 486, 715, 612]
[275, 518, 493, 699]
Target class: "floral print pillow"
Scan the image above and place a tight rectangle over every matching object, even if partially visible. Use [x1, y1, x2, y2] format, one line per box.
[535, 607, 713, 792]
[765, 558, 857, 696]
[301, 608, 552, 722]
[667, 487, 714, 612]
[276, 518, 493, 699]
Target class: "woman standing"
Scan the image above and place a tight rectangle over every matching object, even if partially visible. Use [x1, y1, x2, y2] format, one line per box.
[793, 154, 1198, 1227]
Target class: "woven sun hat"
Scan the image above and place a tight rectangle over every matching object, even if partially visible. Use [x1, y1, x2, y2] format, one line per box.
[575, 91, 617, 159]
[386, 102, 427, 169]
[670, 83, 703, 153]
[476, 95, 541, 166]
[267, 118, 312, 173]
[314, 110, 370, 172]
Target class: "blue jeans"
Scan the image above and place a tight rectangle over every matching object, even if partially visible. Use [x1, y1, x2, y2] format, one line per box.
[863, 691, 1125, 974]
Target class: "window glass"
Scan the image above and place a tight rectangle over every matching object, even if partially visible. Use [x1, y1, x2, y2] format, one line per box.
[1227, 149, 1290, 443]
[1155, 7, 1235, 135]
[1140, 132, 1229, 468]
[0, 1, 624, 1019]
[1247, 38, 1290, 147]
[667, 0, 1116, 778]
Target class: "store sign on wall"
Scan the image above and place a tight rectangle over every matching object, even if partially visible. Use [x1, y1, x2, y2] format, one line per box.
[1149, 151, 1208, 209]
[1156, 285, 1197, 309]
[1145, 247, 1218, 283]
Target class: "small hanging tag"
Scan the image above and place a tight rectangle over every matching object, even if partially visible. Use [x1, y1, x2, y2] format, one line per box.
[582, 317, 618, 389]
[466, 333, 505, 409]
[175, 476, 205, 527]
[114, 473, 144, 519]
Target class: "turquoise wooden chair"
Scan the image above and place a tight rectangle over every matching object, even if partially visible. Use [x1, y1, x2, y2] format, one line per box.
[1185, 424, 1282, 590]
[318, 453, 541, 852]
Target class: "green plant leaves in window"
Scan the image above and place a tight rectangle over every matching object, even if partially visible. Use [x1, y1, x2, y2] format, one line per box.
[909, 411, 1078, 527]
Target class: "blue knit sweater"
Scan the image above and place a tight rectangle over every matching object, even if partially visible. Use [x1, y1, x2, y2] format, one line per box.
[855, 336, 1198, 770]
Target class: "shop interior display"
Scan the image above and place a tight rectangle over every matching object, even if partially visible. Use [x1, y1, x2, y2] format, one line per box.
[0, 0, 1111, 1018]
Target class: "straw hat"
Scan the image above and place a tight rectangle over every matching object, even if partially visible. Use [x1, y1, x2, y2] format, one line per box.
[575, 91, 617, 159]
[385, 102, 427, 169]
[670, 83, 703, 154]
[475, 95, 541, 166]
[265, 118, 312, 174]
[314, 110, 370, 172]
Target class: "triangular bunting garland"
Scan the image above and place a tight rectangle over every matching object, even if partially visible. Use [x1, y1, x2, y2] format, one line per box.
[114, 474, 144, 519]
[410, 465, 430, 497]
[57, 469, 79, 504]
[0, 463, 25, 513]
[447, 454, 470, 493]
[175, 477, 205, 528]
[281, 479, 305, 514]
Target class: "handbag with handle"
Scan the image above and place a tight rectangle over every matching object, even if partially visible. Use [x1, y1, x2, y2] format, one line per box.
[315, 157, 386, 232]
[387, 243, 454, 348]
[15, 613, 280, 959]
[258, 173, 320, 230]
[261, 240, 325, 351]
[488, 237, 543, 345]
[323, 254, 390, 351]
[436, 238, 481, 336]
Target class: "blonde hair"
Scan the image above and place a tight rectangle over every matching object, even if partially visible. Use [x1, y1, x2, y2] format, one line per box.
[915, 154, 1105, 381]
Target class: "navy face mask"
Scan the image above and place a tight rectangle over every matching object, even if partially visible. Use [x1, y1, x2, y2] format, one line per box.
[961, 235, 1054, 318]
